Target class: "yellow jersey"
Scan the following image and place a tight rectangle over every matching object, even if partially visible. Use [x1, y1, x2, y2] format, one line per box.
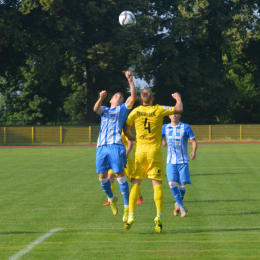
[126, 104, 175, 150]
[121, 132, 128, 149]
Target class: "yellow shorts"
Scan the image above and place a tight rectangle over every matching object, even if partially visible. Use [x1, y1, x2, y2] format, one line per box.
[130, 149, 164, 181]
[108, 169, 114, 175]
[108, 157, 133, 177]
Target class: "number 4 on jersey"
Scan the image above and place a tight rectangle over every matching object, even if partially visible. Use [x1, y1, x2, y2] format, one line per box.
[144, 118, 151, 133]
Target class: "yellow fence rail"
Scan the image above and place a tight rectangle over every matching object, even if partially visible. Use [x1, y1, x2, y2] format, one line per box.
[0, 125, 259, 145]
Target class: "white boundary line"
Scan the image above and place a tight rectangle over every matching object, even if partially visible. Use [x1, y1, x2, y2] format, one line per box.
[8, 228, 62, 260]
[7, 225, 259, 259]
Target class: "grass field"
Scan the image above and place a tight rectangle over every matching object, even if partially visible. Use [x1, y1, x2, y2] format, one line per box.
[1, 144, 260, 259]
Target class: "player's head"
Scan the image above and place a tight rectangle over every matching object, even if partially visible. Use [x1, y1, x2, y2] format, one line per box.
[140, 87, 154, 105]
[169, 114, 181, 123]
[110, 92, 124, 107]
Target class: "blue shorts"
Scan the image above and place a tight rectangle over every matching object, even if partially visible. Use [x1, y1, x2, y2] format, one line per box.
[96, 144, 127, 174]
[166, 163, 191, 184]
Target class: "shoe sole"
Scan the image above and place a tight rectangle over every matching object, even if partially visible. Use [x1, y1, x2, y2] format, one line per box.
[155, 224, 162, 233]
[124, 219, 135, 229]
[154, 218, 163, 233]
[124, 223, 132, 229]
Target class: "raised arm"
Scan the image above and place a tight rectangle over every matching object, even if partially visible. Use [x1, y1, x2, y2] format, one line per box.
[125, 71, 137, 109]
[190, 138, 198, 160]
[93, 90, 107, 115]
[172, 93, 183, 114]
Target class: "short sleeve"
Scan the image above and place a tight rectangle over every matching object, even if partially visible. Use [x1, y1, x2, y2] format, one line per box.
[126, 108, 136, 127]
[100, 106, 108, 116]
[161, 124, 166, 138]
[121, 103, 130, 117]
[121, 103, 130, 111]
[159, 105, 175, 117]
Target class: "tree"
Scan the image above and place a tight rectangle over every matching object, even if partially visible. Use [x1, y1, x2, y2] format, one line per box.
[220, 34, 260, 124]
[135, 0, 258, 124]
[0, 0, 157, 124]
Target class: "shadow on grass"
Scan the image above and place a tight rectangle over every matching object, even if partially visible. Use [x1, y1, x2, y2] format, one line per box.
[203, 211, 260, 216]
[193, 172, 245, 176]
[164, 227, 260, 234]
[59, 226, 260, 236]
[0, 231, 40, 235]
[162, 199, 259, 205]
[184, 199, 259, 203]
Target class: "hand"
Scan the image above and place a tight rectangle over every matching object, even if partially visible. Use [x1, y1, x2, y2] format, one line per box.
[190, 151, 196, 160]
[125, 71, 133, 82]
[172, 93, 181, 100]
[99, 90, 107, 101]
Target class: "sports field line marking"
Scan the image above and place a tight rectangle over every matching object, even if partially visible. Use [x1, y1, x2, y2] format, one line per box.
[8, 228, 62, 260]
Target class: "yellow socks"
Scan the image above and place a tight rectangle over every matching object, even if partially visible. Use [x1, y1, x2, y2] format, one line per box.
[153, 184, 163, 214]
[111, 182, 114, 193]
[129, 184, 140, 213]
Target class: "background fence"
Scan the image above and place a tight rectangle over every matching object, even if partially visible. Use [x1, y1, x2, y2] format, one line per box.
[0, 125, 260, 145]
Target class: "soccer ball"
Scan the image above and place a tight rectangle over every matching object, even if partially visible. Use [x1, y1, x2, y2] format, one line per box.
[119, 11, 136, 27]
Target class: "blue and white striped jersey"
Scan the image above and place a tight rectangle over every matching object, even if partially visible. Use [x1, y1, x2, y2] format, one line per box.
[162, 122, 195, 164]
[97, 103, 130, 147]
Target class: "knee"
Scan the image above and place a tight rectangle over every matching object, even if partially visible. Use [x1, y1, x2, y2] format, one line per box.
[117, 175, 127, 184]
[179, 185, 186, 191]
[169, 181, 177, 188]
[99, 177, 109, 184]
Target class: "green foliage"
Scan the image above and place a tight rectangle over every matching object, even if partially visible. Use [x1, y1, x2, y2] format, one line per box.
[1, 0, 157, 123]
[135, 0, 259, 124]
[1, 0, 260, 124]
[221, 36, 260, 123]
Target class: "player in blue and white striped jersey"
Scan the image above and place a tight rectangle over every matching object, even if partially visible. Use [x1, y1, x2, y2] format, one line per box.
[162, 114, 198, 217]
[93, 71, 137, 221]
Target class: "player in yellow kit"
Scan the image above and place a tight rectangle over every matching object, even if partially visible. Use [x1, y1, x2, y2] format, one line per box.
[123, 87, 183, 233]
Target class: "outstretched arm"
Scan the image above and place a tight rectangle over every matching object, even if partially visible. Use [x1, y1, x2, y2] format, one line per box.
[190, 138, 198, 160]
[93, 91, 107, 115]
[172, 93, 183, 114]
[125, 71, 137, 109]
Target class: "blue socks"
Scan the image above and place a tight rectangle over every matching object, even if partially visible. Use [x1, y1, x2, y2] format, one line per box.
[117, 176, 129, 206]
[169, 182, 183, 207]
[179, 185, 186, 201]
[100, 178, 114, 199]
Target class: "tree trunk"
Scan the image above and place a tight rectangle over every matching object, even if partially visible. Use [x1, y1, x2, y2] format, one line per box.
[86, 66, 98, 122]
